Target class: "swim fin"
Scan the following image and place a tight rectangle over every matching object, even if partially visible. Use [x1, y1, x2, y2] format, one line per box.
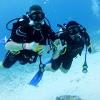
[29, 70, 43, 86]
[29, 60, 50, 86]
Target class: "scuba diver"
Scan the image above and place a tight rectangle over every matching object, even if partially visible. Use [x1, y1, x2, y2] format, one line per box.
[45, 21, 92, 73]
[0, 5, 57, 68]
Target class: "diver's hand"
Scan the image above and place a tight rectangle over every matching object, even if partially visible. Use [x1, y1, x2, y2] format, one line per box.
[23, 42, 44, 53]
[23, 42, 37, 50]
[52, 39, 67, 59]
[53, 39, 67, 52]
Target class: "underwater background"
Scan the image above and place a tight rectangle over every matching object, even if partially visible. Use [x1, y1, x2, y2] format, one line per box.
[0, 0, 100, 100]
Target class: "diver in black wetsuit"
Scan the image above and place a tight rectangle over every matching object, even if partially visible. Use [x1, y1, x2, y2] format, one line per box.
[1, 5, 57, 68]
[46, 21, 91, 73]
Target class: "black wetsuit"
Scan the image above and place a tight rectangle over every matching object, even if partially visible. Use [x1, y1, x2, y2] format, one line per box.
[3, 16, 56, 68]
[51, 27, 90, 70]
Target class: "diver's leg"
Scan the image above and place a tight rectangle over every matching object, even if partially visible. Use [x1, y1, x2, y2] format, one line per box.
[28, 53, 38, 64]
[18, 50, 38, 64]
[44, 63, 56, 72]
[60, 57, 73, 73]
[2, 51, 17, 68]
[45, 56, 62, 72]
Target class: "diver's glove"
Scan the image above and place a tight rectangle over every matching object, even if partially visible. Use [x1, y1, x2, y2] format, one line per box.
[52, 39, 67, 59]
[23, 42, 44, 53]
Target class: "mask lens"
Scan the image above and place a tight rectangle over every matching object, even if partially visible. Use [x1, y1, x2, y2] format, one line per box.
[30, 11, 44, 21]
[68, 25, 79, 35]
[70, 33, 81, 41]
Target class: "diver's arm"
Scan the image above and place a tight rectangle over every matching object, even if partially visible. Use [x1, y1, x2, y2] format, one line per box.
[5, 40, 24, 51]
[5, 40, 44, 53]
